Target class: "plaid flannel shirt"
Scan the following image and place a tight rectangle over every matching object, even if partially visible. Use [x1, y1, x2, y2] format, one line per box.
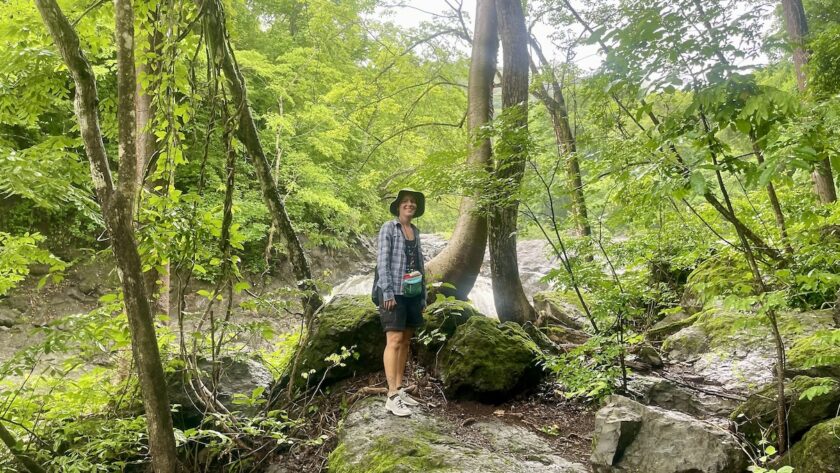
[376, 219, 426, 305]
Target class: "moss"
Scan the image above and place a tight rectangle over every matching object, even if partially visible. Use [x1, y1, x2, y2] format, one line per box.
[295, 295, 384, 388]
[534, 290, 589, 313]
[438, 317, 542, 400]
[416, 299, 479, 371]
[646, 312, 700, 341]
[781, 417, 840, 473]
[731, 376, 840, 441]
[328, 432, 450, 473]
[788, 329, 840, 378]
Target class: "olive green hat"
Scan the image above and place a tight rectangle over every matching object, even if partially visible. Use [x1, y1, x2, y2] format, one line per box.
[389, 189, 426, 218]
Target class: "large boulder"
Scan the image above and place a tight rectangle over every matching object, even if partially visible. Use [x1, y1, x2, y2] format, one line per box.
[533, 291, 588, 330]
[168, 356, 273, 427]
[661, 309, 835, 390]
[438, 317, 543, 400]
[294, 295, 384, 389]
[326, 396, 587, 473]
[415, 299, 479, 370]
[591, 395, 748, 473]
[730, 376, 840, 441]
[780, 416, 840, 473]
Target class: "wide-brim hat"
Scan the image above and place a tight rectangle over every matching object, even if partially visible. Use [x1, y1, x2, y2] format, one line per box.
[389, 189, 426, 218]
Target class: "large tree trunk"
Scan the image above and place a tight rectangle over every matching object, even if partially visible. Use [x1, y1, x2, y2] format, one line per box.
[528, 39, 590, 237]
[199, 0, 322, 317]
[425, 0, 498, 301]
[782, 0, 837, 203]
[489, 0, 535, 324]
[34, 0, 180, 471]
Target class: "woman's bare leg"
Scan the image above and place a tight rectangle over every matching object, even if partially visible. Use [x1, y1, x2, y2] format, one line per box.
[384, 330, 404, 395]
[395, 328, 414, 389]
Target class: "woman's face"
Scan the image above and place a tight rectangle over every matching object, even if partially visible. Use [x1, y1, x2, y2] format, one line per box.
[399, 195, 417, 219]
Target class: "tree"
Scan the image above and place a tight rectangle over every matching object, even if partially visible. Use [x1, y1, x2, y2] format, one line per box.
[33, 0, 180, 471]
[782, 0, 838, 203]
[489, 0, 536, 323]
[425, 0, 498, 301]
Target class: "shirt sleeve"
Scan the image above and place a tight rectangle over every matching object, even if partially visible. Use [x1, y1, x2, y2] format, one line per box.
[377, 223, 394, 301]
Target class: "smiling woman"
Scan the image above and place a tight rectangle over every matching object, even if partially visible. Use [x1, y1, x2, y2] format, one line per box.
[375, 188, 427, 417]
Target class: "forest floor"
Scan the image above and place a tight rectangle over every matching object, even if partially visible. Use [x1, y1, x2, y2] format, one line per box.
[275, 365, 596, 472]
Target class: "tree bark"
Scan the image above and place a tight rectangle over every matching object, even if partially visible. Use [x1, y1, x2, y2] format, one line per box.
[198, 0, 322, 317]
[751, 131, 793, 255]
[528, 39, 591, 238]
[425, 0, 498, 301]
[34, 1, 180, 471]
[490, 0, 535, 324]
[782, 0, 837, 203]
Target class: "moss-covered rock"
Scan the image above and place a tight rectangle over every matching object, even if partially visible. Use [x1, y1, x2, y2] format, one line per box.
[787, 329, 840, 379]
[533, 291, 588, 330]
[646, 311, 700, 341]
[731, 376, 840, 441]
[780, 417, 840, 473]
[522, 322, 562, 355]
[415, 299, 479, 371]
[294, 295, 383, 389]
[542, 324, 590, 346]
[438, 317, 543, 400]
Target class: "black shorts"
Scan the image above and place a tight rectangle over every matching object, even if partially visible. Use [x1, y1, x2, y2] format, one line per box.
[379, 291, 424, 332]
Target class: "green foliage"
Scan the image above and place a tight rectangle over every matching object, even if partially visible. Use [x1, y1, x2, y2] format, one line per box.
[541, 335, 623, 401]
[0, 231, 65, 295]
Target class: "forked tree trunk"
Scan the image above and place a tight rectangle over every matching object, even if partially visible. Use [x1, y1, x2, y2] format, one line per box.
[34, 0, 180, 471]
[198, 0, 322, 317]
[425, 0, 498, 301]
[490, 0, 535, 323]
[782, 0, 837, 203]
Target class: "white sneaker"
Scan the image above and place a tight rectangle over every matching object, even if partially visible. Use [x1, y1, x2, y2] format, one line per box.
[398, 387, 420, 407]
[385, 393, 412, 417]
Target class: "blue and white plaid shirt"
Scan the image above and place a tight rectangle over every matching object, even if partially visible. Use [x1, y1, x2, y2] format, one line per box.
[376, 219, 426, 304]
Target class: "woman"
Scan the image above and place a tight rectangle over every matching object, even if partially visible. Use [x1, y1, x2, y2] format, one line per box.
[376, 188, 426, 417]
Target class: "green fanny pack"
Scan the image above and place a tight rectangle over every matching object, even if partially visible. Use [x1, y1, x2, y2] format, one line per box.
[402, 271, 423, 297]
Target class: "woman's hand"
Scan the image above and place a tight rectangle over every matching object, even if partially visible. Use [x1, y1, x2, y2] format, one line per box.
[382, 298, 396, 311]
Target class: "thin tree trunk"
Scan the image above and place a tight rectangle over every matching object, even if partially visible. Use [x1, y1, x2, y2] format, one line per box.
[0, 422, 46, 473]
[425, 0, 497, 301]
[34, 1, 180, 471]
[528, 38, 591, 237]
[490, 0, 535, 324]
[199, 0, 322, 317]
[751, 131, 793, 255]
[782, 0, 837, 203]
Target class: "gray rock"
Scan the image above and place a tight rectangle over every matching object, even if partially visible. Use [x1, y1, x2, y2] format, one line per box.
[168, 357, 273, 427]
[327, 396, 587, 473]
[0, 307, 21, 327]
[534, 291, 587, 330]
[628, 374, 739, 418]
[591, 395, 748, 473]
[633, 344, 663, 368]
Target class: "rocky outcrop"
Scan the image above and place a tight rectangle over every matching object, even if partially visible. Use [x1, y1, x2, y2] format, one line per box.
[327, 396, 587, 473]
[786, 329, 840, 379]
[438, 317, 543, 400]
[627, 374, 739, 418]
[661, 309, 836, 390]
[591, 395, 748, 473]
[646, 311, 700, 341]
[731, 376, 840, 441]
[780, 416, 840, 473]
[415, 299, 478, 370]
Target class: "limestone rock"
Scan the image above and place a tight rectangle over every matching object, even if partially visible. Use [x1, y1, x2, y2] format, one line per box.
[544, 324, 590, 346]
[0, 307, 21, 327]
[438, 317, 543, 400]
[646, 311, 699, 341]
[661, 309, 836, 390]
[591, 395, 748, 473]
[786, 329, 840, 379]
[731, 376, 840, 441]
[628, 374, 739, 418]
[327, 396, 587, 473]
[781, 416, 840, 473]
